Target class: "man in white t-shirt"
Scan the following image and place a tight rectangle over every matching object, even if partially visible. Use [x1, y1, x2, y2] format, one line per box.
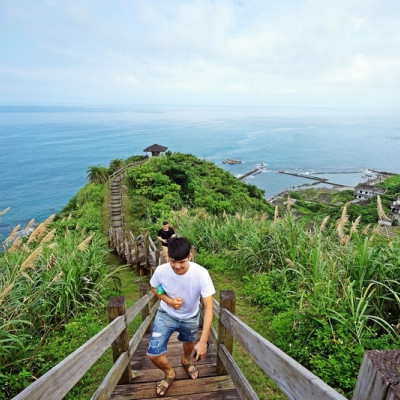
[146, 237, 215, 397]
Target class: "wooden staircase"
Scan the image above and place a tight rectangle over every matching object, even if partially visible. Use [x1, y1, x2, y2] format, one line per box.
[110, 331, 239, 399]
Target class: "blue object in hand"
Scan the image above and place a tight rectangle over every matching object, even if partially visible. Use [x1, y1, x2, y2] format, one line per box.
[157, 284, 165, 295]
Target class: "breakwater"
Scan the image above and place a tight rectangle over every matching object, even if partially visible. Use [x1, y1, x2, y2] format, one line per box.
[237, 167, 263, 180]
[278, 170, 357, 188]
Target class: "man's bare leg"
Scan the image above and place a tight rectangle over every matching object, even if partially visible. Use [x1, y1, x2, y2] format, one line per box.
[148, 354, 176, 395]
[182, 342, 198, 379]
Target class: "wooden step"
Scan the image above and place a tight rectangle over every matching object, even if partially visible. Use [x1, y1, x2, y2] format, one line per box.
[110, 375, 238, 399]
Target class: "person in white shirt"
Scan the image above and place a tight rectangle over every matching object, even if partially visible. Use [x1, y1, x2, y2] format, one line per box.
[146, 237, 216, 397]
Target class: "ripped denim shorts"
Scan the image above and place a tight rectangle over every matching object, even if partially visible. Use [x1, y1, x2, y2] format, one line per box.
[146, 308, 200, 357]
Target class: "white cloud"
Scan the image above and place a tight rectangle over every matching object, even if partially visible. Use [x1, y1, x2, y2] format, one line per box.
[0, 0, 400, 107]
[114, 75, 139, 86]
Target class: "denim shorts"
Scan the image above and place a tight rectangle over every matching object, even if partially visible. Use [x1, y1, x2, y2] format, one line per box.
[146, 308, 200, 357]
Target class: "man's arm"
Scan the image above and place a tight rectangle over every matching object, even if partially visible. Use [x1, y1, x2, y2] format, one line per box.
[150, 286, 183, 310]
[194, 295, 213, 361]
[157, 234, 167, 245]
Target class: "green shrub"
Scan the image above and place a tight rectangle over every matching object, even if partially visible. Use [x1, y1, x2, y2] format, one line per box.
[243, 271, 293, 313]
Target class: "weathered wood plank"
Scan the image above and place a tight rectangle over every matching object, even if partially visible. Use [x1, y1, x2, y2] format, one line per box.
[110, 375, 236, 399]
[91, 310, 156, 400]
[13, 316, 126, 400]
[217, 343, 258, 400]
[109, 324, 239, 399]
[125, 291, 155, 325]
[219, 308, 346, 400]
[108, 297, 132, 384]
[352, 350, 400, 400]
[91, 351, 132, 400]
[129, 362, 218, 383]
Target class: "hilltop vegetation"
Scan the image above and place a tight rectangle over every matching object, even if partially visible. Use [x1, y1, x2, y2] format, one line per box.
[124, 151, 274, 234]
[1, 153, 400, 399]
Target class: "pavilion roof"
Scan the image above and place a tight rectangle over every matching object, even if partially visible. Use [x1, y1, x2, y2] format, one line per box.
[143, 144, 168, 152]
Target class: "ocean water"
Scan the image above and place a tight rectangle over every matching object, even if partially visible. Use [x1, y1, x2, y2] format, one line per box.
[1, 104, 400, 241]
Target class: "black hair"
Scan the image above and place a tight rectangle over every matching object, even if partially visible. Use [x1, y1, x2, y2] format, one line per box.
[167, 237, 191, 260]
[162, 221, 169, 225]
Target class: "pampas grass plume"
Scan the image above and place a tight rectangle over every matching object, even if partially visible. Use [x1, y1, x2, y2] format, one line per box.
[341, 235, 350, 246]
[27, 214, 55, 244]
[286, 195, 291, 211]
[377, 195, 390, 221]
[21, 243, 30, 253]
[27, 222, 46, 243]
[77, 234, 95, 251]
[20, 246, 43, 270]
[5, 224, 21, 243]
[0, 207, 11, 216]
[7, 237, 22, 253]
[47, 253, 56, 269]
[350, 216, 361, 237]
[285, 258, 295, 268]
[24, 218, 35, 231]
[320, 216, 330, 231]
[274, 206, 279, 222]
[361, 224, 371, 235]
[335, 203, 348, 239]
[51, 271, 63, 282]
[372, 224, 381, 235]
[40, 229, 56, 245]
[0, 283, 14, 306]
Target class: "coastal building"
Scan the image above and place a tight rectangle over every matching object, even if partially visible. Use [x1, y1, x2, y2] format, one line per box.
[353, 184, 386, 200]
[143, 144, 168, 157]
[390, 197, 400, 223]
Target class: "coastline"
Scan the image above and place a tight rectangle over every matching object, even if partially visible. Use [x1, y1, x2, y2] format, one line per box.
[268, 170, 394, 204]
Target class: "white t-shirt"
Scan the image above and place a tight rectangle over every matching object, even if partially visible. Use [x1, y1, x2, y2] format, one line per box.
[150, 261, 216, 319]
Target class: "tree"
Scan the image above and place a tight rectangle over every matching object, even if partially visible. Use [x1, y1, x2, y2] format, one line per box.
[86, 165, 109, 184]
[109, 159, 123, 174]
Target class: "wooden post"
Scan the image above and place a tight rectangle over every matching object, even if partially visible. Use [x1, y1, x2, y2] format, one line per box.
[216, 290, 236, 375]
[191, 245, 197, 262]
[125, 238, 130, 263]
[154, 249, 160, 276]
[144, 230, 150, 264]
[140, 284, 153, 333]
[107, 296, 132, 384]
[352, 350, 400, 400]
[134, 239, 139, 270]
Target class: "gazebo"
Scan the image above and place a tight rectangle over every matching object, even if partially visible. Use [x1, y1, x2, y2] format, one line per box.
[143, 144, 168, 157]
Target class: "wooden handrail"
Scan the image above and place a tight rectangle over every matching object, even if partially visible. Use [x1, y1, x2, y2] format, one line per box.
[12, 290, 156, 400]
[213, 290, 346, 400]
[108, 160, 146, 181]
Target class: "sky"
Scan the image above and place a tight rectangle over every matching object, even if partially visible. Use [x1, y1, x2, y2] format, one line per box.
[1, 0, 400, 108]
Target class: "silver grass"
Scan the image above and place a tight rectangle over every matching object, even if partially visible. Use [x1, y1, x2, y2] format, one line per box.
[20, 246, 43, 270]
[0, 206, 11, 216]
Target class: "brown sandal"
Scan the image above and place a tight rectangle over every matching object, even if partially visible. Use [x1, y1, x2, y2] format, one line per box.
[156, 374, 175, 397]
[181, 358, 198, 379]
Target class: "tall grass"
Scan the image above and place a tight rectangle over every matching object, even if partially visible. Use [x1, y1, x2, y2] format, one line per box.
[0, 183, 125, 398]
[171, 202, 400, 396]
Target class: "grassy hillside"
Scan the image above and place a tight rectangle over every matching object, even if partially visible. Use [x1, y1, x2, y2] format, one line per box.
[2, 153, 399, 399]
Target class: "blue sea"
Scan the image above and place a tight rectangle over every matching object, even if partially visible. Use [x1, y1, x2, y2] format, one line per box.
[1, 104, 400, 241]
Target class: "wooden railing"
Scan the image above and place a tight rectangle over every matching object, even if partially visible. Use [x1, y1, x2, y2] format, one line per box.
[108, 160, 146, 181]
[12, 289, 157, 400]
[108, 159, 163, 275]
[12, 286, 399, 400]
[128, 231, 160, 275]
[211, 291, 346, 400]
